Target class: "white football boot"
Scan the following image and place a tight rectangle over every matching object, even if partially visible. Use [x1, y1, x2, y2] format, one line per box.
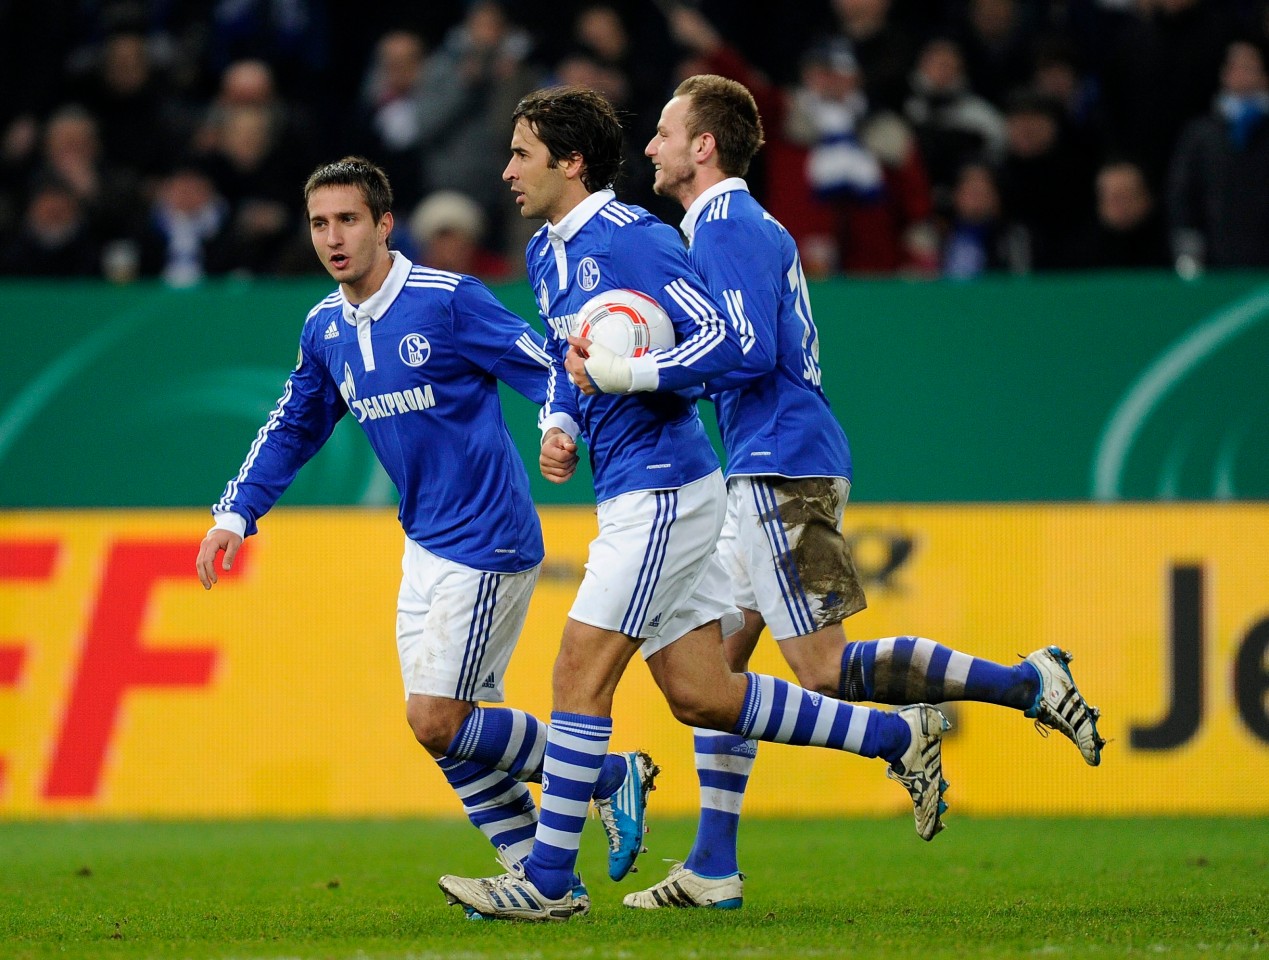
[886, 703, 951, 841]
[623, 862, 744, 910]
[1024, 646, 1105, 766]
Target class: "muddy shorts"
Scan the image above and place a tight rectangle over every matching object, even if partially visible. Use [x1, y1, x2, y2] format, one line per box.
[716, 475, 867, 640]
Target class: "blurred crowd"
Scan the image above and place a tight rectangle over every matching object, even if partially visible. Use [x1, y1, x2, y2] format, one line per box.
[4, 0, 1269, 285]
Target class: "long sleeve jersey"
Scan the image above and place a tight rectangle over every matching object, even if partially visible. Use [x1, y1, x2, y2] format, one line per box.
[682, 178, 852, 483]
[530, 189, 742, 503]
[212, 253, 557, 573]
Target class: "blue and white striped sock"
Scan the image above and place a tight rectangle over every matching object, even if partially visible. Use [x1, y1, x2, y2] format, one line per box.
[446, 707, 547, 781]
[524, 711, 612, 900]
[684, 729, 755, 879]
[446, 706, 627, 797]
[839, 636, 1037, 710]
[733, 673, 910, 763]
[436, 757, 538, 862]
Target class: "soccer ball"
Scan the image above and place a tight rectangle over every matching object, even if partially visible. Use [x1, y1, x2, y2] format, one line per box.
[573, 289, 675, 358]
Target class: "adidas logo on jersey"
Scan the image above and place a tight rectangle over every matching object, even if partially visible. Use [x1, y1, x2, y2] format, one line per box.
[647, 613, 662, 629]
[481, 673, 496, 689]
[324, 320, 339, 340]
[730, 740, 759, 758]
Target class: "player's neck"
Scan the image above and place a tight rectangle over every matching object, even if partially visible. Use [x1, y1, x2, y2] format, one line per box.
[546, 183, 595, 226]
[679, 170, 728, 212]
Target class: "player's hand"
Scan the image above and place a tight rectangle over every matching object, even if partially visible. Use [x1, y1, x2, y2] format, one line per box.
[196, 528, 243, 590]
[568, 335, 633, 394]
[565, 336, 600, 395]
[540, 428, 578, 484]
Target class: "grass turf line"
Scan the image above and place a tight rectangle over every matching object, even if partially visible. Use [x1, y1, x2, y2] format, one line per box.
[1, 817, 1265, 960]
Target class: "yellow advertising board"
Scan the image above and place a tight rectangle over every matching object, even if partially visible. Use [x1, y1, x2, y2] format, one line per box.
[1, 506, 1266, 818]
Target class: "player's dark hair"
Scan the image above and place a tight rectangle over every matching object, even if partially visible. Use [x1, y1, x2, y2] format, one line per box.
[673, 75, 765, 178]
[303, 156, 394, 223]
[512, 86, 624, 192]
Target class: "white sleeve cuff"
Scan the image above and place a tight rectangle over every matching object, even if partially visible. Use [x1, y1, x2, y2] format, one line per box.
[627, 354, 660, 392]
[210, 511, 248, 538]
[539, 412, 580, 443]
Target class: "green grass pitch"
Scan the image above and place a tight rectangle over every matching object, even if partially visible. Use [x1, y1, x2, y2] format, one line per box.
[2, 816, 1265, 959]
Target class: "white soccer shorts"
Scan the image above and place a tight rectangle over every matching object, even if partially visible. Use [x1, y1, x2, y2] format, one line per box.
[717, 475, 867, 641]
[569, 470, 742, 659]
[396, 537, 540, 702]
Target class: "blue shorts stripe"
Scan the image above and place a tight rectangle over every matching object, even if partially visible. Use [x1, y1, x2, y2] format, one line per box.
[457, 574, 499, 700]
[620, 490, 678, 635]
[751, 480, 815, 636]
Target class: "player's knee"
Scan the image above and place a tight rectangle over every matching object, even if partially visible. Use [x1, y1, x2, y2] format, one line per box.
[405, 703, 462, 754]
[662, 681, 733, 729]
[791, 661, 839, 698]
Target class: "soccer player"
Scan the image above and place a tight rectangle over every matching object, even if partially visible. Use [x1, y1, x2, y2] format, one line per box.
[194, 156, 651, 915]
[436, 87, 954, 923]
[622, 75, 1106, 910]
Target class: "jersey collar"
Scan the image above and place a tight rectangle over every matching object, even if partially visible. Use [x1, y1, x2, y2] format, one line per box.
[681, 177, 749, 244]
[341, 251, 413, 325]
[546, 189, 616, 243]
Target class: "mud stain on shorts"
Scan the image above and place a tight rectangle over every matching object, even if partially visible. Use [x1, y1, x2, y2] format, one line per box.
[759, 477, 867, 626]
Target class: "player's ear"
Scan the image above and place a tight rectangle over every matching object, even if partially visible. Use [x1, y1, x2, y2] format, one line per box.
[696, 131, 717, 164]
[560, 152, 586, 181]
[379, 209, 394, 242]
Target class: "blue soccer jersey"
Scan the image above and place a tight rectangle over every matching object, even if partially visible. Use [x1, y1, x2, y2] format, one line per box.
[529, 189, 742, 502]
[683, 179, 852, 482]
[213, 253, 556, 573]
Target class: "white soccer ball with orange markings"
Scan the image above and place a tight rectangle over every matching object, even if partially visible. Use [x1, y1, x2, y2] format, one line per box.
[573, 289, 675, 358]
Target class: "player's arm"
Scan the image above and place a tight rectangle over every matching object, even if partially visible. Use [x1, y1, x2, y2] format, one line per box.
[449, 276, 562, 405]
[691, 218, 780, 393]
[576, 225, 742, 394]
[199, 329, 344, 589]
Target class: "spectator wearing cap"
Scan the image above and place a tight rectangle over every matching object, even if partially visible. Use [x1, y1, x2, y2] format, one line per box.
[785, 38, 939, 276]
[408, 190, 511, 280]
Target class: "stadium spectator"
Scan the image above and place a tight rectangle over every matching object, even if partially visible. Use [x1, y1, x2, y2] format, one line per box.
[939, 160, 1026, 278]
[198, 103, 305, 276]
[1096, 0, 1237, 185]
[63, 28, 189, 180]
[903, 37, 1008, 208]
[571, 4, 665, 124]
[407, 189, 513, 279]
[136, 163, 233, 287]
[348, 29, 429, 212]
[192, 59, 318, 171]
[997, 88, 1096, 269]
[823, 0, 920, 112]
[954, 0, 1038, 106]
[1083, 159, 1171, 269]
[1168, 38, 1269, 270]
[1029, 36, 1109, 170]
[34, 104, 142, 250]
[204, 0, 330, 100]
[0, 177, 101, 278]
[785, 40, 939, 275]
[414, 1, 544, 254]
